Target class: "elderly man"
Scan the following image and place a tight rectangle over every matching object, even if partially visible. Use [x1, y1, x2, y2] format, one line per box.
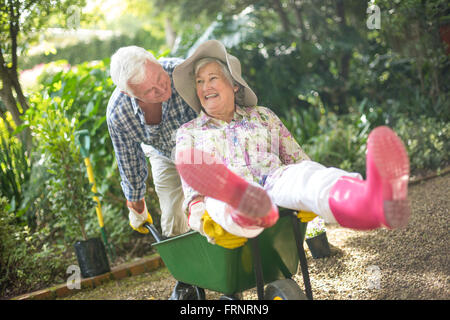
[107, 46, 201, 299]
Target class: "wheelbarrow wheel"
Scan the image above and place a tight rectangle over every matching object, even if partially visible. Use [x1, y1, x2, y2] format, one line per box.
[264, 279, 308, 300]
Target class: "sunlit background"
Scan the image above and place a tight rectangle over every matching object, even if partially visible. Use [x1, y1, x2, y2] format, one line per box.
[1, 0, 448, 299]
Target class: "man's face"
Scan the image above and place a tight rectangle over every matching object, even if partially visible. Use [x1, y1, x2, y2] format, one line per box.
[128, 61, 172, 104]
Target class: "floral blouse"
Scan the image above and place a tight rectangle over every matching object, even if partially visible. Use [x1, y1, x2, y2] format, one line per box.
[175, 105, 310, 212]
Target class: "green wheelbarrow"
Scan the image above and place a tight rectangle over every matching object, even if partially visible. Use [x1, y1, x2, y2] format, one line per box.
[145, 209, 313, 300]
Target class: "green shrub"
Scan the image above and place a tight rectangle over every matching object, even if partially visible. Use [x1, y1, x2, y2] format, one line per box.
[0, 123, 31, 222]
[285, 103, 449, 177]
[302, 112, 368, 176]
[393, 116, 449, 173]
[0, 197, 71, 298]
[24, 97, 97, 243]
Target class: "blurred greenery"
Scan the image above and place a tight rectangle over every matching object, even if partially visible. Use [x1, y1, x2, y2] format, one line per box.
[1, 0, 449, 298]
[20, 29, 166, 70]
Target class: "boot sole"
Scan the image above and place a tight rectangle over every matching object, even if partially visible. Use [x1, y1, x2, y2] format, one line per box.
[368, 126, 410, 228]
[176, 149, 273, 218]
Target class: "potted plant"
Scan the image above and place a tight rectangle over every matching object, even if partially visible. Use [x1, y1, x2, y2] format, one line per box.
[29, 105, 110, 278]
[305, 217, 331, 259]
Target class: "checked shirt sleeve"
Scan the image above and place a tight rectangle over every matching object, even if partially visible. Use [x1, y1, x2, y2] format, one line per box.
[107, 102, 148, 202]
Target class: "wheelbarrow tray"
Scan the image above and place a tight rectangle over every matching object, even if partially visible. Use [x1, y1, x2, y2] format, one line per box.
[152, 214, 306, 295]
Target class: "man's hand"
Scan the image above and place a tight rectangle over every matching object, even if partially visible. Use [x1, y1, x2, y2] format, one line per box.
[127, 199, 153, 234]
[128, 199, 145, 213]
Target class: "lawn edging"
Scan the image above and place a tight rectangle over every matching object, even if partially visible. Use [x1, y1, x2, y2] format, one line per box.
[11, 255, 164, 300]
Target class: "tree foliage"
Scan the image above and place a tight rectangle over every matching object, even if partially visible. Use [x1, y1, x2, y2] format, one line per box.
[161, 0, 449, 119]
[0, 0, 85, 146]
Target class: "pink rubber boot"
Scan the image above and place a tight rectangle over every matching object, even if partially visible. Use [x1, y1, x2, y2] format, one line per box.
[328, 126, 410, 230]
[176, 149, 279, 228]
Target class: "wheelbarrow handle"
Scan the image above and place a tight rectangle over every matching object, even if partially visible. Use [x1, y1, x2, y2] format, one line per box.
[143, 222, 166, 243]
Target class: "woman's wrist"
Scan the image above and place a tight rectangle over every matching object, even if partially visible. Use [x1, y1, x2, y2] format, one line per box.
[189, 196, 205, 211]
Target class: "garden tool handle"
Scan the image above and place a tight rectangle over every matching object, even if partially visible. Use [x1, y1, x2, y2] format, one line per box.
[143, 222, 166, 243]
[74, 129, 90, 158]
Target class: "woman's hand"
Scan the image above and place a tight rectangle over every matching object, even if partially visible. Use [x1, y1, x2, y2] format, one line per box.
[188, 197, 206, 234]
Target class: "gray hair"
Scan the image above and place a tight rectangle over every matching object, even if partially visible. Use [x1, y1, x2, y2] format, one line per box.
[193, 57, 245, 105]
[110, 46, 158, 94]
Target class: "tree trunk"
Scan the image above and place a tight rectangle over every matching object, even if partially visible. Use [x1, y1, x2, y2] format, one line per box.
[0, 33, 32, 150]
[11, 73, 30, 114]
[335, 0, 351, 113]
[0, 67, 23, 127]
[165, 17, 177, 50]
[290, 0, 307, 41]
[0, 70, 32, 151]
[272, 0, 291, 33]
[79, 215, 88, 241]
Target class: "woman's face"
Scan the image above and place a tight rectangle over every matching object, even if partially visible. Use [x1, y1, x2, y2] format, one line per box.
[195, 62, 238, 122]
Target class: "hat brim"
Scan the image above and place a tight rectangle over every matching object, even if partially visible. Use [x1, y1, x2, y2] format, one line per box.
[173, 40, 257, 113]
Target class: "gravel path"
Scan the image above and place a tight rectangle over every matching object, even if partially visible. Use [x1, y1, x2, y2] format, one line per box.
[63, 173, 449, 300]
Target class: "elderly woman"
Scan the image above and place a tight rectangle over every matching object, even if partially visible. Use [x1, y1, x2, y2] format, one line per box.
[172, 40, 410, 244]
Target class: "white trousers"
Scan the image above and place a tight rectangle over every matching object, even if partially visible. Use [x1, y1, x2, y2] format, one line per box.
[141, 144, 190, 237]
[204, 160, 362, 238]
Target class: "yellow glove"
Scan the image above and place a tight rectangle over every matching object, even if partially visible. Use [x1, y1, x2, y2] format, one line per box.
[128, 200, 154, 234]
[202, 210, 248, 249]
[297, 211, 318, 223]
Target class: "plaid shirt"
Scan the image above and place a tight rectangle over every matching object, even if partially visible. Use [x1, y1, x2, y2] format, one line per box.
[106, 58, 198, 202]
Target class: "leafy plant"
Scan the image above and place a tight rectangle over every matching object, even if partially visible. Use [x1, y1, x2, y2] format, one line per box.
[23, 97, 96, 242]
[306, 217, 326, 239]
[300, 111, 368, 176]
[0, 124, 31, 219]
[393, 116, 450, 173]
[0, 197, 70, 298]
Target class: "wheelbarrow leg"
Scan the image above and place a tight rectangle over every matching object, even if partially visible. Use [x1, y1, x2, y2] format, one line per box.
[250, 237, 265, 300]
[291, 214, 313, 300]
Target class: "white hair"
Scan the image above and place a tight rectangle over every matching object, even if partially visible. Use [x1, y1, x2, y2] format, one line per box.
[110, 46, 158, 94]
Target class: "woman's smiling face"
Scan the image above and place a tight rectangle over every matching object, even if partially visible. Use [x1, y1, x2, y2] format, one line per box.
[195, 61, 237, 122]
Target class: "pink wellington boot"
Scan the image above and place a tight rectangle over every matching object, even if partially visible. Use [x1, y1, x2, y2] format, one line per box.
[328, 126, 410, 230]
[176, 148, 279, 228]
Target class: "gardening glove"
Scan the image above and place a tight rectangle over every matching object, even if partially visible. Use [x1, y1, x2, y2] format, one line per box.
[127, 199, 153, 234]
[297, 211, 318, 223]
[202, 210, 248, 249]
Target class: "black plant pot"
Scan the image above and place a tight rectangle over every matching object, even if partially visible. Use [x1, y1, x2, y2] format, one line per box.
[74, 237, 110, 278]
[306, 232, 331, 259]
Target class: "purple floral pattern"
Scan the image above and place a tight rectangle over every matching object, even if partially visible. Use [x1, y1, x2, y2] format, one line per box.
[176, 105, 310, 211]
